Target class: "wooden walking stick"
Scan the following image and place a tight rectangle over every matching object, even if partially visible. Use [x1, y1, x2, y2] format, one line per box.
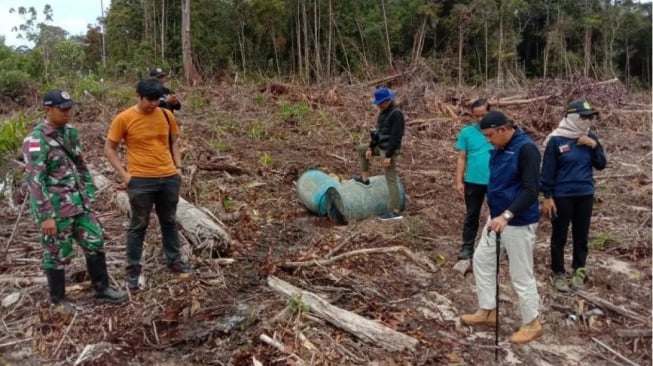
[495, 231, 501, 363]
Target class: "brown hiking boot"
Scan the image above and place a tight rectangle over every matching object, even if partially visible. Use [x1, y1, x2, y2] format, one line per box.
[510, 317, 543, 344]
[460, 309, 497, 326]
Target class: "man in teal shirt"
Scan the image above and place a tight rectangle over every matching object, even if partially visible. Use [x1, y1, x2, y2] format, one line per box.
[455, 99, 492, 259]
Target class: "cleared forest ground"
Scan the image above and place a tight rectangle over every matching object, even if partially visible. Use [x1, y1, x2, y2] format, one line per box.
[0, 76, 651, 365]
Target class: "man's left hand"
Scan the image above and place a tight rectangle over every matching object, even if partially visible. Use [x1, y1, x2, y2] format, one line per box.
[577, 135, 597, 149]
[488, 216, 509, 233]
[167, 94, 178, 104]
[383, 158, 392, 167]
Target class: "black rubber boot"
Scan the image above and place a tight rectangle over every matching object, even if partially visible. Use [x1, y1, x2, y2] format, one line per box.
[45, 269, 75, 314]
[85, 252, 127, 304]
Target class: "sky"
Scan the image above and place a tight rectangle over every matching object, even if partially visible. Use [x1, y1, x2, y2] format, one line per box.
[1, 0, 111, 48]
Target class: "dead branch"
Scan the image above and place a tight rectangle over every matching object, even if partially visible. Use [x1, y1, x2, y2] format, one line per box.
[575, 290, 648, 323]
[596, 78, 620, 85]
[282, 245, 437, 272]
[267, 276, 419, 352]
[195, 162, 245, 175]
[492, 95, 552, 106]
[259, 333, 305, 365]
[3, 195, 28, 256]
[591, 337, 640, 366]
[615, 328, 652, 338]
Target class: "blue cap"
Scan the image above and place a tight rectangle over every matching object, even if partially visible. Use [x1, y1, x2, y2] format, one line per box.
[567, 100, 598, 116]
[371, 87, 395, 105]
[43, 89, 75, 108]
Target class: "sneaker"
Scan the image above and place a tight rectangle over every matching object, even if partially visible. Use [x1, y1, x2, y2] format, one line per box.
[168, 262, 193, 277]
[571, 268, 588, 289]
[353, 176, 370, 186]
[126, 265, 141, 290]
[510, 317, 543, 344]
[379, 211, 403, 221]
[552, 274, 570, 293]
[458, 247, 474, 260]
[460, 309, 497, 326]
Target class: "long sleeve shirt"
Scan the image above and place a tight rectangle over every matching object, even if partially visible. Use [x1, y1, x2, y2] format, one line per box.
[22, 121, 95, 223]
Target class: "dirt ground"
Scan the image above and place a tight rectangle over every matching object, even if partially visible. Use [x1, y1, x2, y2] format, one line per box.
[0, 76, 651, 365]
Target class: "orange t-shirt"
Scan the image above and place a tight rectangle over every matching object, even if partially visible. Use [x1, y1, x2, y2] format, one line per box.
[107, 107, 179, 177]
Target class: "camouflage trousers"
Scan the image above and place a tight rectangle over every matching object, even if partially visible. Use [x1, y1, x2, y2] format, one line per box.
[41, 212, 104, 270]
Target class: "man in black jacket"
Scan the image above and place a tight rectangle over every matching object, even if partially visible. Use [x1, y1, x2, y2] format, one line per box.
[149, 67, 181, 112]
[353, 87, 405, 221]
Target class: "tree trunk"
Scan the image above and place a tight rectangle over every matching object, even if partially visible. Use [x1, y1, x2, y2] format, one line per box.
[381, 0, 392, 68]
[458, 21, 464, 87]
[295, 0, 303, 80]
[161, 0, 166, 60]
[313, 0, 322, 83]
[302, 0, 310, 82]
[271, 26, 281, 77]
[181, 0, 201, 85]
[497, 0, 504, 88]
[326, 0, 332, 78]
[583, 25, 592, 77]
[484, 13, 488, 85]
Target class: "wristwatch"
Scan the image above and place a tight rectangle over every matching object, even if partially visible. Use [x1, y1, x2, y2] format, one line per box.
[502, 210, 514, 221]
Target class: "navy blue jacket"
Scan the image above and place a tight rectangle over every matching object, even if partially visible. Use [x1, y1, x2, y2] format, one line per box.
[488, 129, 540, 226]
[540, 132, 607, 198]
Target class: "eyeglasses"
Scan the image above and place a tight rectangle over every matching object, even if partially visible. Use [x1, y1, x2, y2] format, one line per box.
[580, 114, 595, 120]
[157, 75, 166, 79]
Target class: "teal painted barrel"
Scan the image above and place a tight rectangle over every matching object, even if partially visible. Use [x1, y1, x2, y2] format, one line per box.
[326, 175, 407, 224]
[296, 169, 341, 216]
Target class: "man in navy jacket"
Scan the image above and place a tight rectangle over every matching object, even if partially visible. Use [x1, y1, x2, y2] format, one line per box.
[460, 111, 543, 345]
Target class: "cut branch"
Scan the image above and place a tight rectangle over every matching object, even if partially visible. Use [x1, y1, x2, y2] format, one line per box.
[267, 276, 419, 352]
[282, 245, 437, 272]
[615, 328, 652, 338]
[575, 290, 648, 323]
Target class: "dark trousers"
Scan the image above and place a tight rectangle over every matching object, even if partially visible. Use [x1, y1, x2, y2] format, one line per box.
[550, 195, 594, 275]
[460, 182, 487, 257]
[126, 174, 182, 267]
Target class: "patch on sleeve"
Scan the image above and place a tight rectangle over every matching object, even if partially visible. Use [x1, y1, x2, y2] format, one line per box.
[28, 137, 41, 152]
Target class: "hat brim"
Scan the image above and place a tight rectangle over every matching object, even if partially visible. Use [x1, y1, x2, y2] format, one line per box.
[578, 109, 598, 116]
[371, 93, 395, 105]
[54, 101, 75, 108]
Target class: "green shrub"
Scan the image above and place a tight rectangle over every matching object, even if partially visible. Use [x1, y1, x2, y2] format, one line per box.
[0, 70, 30, 97]
[75, 75, 104, 99]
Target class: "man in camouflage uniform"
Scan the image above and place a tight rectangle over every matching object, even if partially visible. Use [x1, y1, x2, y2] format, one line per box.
[22, 89, 126, 312]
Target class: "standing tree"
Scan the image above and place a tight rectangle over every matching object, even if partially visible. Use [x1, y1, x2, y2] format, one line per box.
[181, 0, 201, 85]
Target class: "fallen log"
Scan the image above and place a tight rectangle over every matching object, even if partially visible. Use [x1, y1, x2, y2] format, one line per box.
[267, 276, 419, 352]
[93, 173, 231, 256]
[282, 245, 437, 272]
[492, 95, 552, 106]
[615, 328, 652, 338]
[575, 290, 648, 324]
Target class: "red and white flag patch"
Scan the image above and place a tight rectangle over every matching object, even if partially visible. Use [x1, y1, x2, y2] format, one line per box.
[28, 137, 41, 152]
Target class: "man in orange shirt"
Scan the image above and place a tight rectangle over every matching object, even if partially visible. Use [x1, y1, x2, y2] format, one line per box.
[104, 78, 192, 289]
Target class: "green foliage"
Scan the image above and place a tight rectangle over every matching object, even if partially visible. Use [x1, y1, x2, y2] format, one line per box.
[589, 232, 616, 250]
[106, 86, 136, 109]
[0, 70, 30, 97]
[253, 95, 266, 106]
[75, 75, 104, 99]
[258, 152, 274, 167]
[278, 101, 310, 122]
[223, 197, 234, 210]
[248, 120, 267, 140]
[0, 111, 36, 156]
[187, 93, 211, 113]
[288, 295, 309, 314]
